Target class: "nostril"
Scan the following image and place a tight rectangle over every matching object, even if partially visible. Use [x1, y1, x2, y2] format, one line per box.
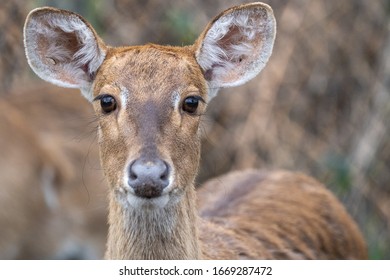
[128, 160, 138, 180]
[160, 161, 169, 182]
[129, 170, 137, 180]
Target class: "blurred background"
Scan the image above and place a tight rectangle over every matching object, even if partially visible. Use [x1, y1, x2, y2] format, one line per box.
[0, 0, 389, 259]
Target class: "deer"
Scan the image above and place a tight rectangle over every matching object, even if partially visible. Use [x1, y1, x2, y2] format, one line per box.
[0, 85, 107, 259]
[23, 2, 367, 259]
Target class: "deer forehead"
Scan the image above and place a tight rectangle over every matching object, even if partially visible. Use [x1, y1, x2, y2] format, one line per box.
[94, 46, 207, 104]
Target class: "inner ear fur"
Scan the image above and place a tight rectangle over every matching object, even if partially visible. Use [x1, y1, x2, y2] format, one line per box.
[195, 3, 276, 94]
[24, 7, 107, 101]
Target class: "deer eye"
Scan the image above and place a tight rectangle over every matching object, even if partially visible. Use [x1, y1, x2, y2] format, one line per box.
[182, 96, 203, 114]
[100, 95, 117, 113]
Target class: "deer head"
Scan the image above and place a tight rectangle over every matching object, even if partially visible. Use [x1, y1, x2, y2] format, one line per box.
[24, 3, 275, 211]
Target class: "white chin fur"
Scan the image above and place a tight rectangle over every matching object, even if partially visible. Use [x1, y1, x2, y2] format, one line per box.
[126, 194, 170, 209]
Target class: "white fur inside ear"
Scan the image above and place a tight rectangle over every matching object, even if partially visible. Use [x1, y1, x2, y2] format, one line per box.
[196, 5, 276, 92]
[24, 9, 106, 101]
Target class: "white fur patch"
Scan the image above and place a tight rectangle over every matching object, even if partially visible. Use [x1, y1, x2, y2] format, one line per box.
[120, 86, 130, 106]
[171, 90, 181, 109]
[126, 194, 170, 209]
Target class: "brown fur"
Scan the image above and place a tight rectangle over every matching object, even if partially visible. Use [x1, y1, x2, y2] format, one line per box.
[198, 170, 367, 259]
[23, 3, 367, 260]
[0, 84, 107, 259]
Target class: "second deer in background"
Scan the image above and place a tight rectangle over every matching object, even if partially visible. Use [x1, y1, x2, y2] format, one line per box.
[0, 85, 107, 259]
[23, 2, 367, 259]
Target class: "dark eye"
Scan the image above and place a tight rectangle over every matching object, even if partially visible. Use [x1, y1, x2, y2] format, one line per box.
[100, 95, 117, 113]
[182, 96, 202, 114]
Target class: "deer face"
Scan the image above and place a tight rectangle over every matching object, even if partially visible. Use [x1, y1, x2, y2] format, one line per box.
[92, 46, 207, 208]
[24, 3, 275, 210]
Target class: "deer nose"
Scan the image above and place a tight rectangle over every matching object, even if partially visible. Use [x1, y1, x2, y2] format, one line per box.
[128, 158, 170, 198]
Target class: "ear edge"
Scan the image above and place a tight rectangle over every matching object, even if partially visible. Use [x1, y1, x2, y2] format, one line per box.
[194, 2, 276, 92]
[23, 7, 107, 101]
[196, 2, 275, 47]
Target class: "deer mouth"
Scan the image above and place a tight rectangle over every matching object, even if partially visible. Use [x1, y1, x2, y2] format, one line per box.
[126, 192, 170, 209]
[132, 183, 164, 199]
[116, 183, 173, 209]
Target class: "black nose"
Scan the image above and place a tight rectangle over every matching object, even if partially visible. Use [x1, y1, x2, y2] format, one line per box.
[128, 157, 170, 198]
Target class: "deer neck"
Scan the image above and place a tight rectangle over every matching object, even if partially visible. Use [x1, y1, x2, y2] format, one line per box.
[105, 185, 201, 260]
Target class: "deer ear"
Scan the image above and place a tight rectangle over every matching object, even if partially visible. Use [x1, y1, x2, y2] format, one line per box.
[195, 3, 276, 98]
[23, 7, 107, 101]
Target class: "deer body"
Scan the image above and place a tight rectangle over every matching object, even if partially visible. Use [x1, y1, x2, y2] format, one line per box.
[198, 170, 367, 259]
[0, 85, 107, 259]
[24, 3, 367, 259]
